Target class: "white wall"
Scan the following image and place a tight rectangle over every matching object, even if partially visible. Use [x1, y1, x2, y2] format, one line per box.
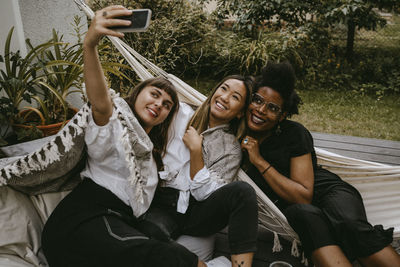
[0, 0, 26, 58]
[18, 0, 86, 47]
[1, 0, 87, 57]
[22, 0, 87, 108]
[0, 0, 88, 113]
[0, 0, 26, 114]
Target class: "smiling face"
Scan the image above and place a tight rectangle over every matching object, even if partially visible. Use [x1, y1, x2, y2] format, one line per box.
[246, 86, 286, 133]
[134, 86, 174, 133]
[209, 79, 247, 128]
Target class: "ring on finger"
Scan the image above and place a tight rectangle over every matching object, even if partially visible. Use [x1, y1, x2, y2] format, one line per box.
[102, 11, 107, 17]
[243, 138, 248, 144]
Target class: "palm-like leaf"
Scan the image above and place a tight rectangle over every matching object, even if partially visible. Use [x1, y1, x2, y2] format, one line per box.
[1, 18, 134, 143]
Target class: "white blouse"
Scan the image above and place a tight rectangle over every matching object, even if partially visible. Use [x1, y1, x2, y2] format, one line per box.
[160, 102, 233, 214]
[80, 108, 158, 216]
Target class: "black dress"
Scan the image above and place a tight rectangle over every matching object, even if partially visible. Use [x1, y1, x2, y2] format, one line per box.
[243, 119, 393, 260]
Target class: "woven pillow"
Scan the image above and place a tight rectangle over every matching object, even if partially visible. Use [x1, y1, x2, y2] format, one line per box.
[0, 129, 87, 267]
[0, 106, 90, 195]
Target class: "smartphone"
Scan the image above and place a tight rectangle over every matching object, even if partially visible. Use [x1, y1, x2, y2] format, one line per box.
[111, 9, 152, 32]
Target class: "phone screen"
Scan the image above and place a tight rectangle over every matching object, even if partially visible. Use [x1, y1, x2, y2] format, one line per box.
[111, 9, 151, 32]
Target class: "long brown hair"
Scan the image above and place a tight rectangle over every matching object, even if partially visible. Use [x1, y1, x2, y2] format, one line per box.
[188, 75, 253, 139]
[125, 77, 179, 170]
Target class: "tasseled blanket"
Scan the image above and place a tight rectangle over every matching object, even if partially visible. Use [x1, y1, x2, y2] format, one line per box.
[0, 90, 153, 217]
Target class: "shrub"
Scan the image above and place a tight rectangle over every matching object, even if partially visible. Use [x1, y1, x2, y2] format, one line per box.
[193, 25, 309, 79]
[88, 1, 400, 98]
[296, 41, 400, 97]
[89, 0, 215, 95]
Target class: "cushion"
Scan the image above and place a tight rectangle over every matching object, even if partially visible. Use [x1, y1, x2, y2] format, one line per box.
[0, 136, 54, 158]
[176, 234, 215, 261]
[0, 107, 90, 195]
[30, 191, 71, 224]
[3, 133, 86, 195]
[0, 254, 39, 267]
[0, 186, 47, 266]
[0, 137, 76, 267]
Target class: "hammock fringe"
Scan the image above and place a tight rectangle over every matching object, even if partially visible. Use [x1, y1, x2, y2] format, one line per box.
[301, 252, 309, 266]
[291, 239, 300, 257]
[27, 154, 41, 172]
[272, 231, 283, 252]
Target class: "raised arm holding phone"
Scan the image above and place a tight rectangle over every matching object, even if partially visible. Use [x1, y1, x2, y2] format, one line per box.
[40, 5, 216, 267]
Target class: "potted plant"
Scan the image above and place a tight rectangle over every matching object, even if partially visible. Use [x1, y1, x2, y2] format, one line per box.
[0, 18, 134, 146]
[14, 29, 85, 136]
[0, 27, 59, 144]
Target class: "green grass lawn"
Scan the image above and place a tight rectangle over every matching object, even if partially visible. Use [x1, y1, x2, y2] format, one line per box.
[293, 90, 400, 141]
[185, 78, 400, 141]
[356, 14, 400, 49]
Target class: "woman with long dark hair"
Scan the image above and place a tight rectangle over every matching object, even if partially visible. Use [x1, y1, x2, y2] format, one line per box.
[40, 6, 206, 267]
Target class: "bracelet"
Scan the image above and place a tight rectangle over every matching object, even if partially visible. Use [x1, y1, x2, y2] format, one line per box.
[261, 164, 272, 175]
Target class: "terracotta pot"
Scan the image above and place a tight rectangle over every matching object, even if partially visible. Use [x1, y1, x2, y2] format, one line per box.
[12, 107, 78, 137]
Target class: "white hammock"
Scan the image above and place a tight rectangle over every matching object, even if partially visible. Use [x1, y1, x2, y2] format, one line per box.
[75, 0, 400, 252]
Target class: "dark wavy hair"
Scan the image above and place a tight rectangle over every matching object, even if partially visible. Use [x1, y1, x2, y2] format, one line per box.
[125, 77, 179, 171]
[255, 61, 301, 117]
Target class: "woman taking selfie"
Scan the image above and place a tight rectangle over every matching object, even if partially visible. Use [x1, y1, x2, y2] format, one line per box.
[241, 61, 400, 267]
[39, 6, 212, 267]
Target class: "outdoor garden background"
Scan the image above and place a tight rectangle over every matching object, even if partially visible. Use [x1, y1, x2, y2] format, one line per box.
[1, 0, 400, 145]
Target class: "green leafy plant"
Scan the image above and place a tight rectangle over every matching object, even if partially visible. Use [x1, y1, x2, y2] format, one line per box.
[87, 0, 400, 100]
[202, 0, 400, 60]
[0, 16, 133, 145]
[90, 0, 214, 90]
[32, 29, 82, 125]
[0, 27, 57, 143]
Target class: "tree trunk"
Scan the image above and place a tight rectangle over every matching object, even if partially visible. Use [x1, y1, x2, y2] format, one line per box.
[346, 20, 355, 61]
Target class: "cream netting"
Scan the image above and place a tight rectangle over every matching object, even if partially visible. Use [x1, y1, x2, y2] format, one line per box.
[75, 0, 400, 251]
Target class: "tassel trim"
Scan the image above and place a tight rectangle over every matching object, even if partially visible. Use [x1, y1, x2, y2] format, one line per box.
[291, 239, 300, 257]
[1, 96, 147, 219]
[301, 252, 309, 266]
[117, 108, 145, 207]
[0, 175, 7, 185]
[272, 231, 283, 252]
[0, 103, 90, 184]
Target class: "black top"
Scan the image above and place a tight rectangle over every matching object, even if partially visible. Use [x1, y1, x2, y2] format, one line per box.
[243, 119, 344, 210]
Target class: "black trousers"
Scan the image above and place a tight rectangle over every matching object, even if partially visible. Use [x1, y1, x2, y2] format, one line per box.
[42, 179, 198, 267]
[283, 181, 393, 261]
[148, 181, 259, 254]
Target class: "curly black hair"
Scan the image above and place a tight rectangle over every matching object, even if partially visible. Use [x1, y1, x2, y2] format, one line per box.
[255, 61, 302, 117]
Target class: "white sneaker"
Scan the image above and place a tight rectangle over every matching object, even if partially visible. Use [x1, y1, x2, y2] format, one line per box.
[205, 256, 231, 267]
